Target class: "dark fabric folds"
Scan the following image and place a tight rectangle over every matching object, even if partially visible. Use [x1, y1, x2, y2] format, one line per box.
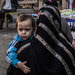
[7, 5, 75, 75]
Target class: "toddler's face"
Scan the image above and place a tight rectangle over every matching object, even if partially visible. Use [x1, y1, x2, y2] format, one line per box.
[17, 19, 33, 40]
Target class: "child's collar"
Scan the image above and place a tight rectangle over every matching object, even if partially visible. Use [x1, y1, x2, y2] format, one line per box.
[14, 34, 34, 41]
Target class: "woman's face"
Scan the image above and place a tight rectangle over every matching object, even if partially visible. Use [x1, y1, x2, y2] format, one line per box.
[17, 19, 33, 40]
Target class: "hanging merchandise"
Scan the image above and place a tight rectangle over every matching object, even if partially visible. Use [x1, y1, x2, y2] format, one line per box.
[69, 0, 73, 9]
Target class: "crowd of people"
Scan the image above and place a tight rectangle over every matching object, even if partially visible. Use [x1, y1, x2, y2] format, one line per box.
[0, 0, 75, 75]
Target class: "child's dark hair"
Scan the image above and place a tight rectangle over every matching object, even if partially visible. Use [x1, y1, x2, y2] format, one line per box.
[16, 14, 36, 31]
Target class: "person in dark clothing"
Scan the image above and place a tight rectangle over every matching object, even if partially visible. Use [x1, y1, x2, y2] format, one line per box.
[6, 0, 75, 75]
[0, 0, 13, 29]
[6, 14, 36, 75]
[33, 0, 75, 74]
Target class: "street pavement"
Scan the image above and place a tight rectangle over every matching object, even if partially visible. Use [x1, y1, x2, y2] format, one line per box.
[0, 27, 17, 75]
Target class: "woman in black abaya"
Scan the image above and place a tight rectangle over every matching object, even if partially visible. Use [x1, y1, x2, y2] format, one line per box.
[7, 0, 75, 75]
[32, 0, 75, 74]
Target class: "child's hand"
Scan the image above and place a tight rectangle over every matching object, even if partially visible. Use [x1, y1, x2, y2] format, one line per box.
[17, 61, 31, 74]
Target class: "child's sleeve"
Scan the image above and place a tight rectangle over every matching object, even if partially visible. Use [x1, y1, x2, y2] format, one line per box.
[6, 40, 21, 67]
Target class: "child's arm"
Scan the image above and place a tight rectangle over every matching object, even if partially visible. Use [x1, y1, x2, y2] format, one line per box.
[6, 40, 31, 74]
[6, 41, 21, 67]
[17, 61, 31, 74]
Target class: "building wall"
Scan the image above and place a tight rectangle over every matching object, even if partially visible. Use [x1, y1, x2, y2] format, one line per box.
[58, 0, 75, 10]
[38, 0, 43, 9]
[62, 0, 67, 9]
[57, 0, 68, 9]
[0, 0, 1, 8]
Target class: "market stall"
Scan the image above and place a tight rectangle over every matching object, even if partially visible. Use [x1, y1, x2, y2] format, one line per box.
[60, 9, 75, 30]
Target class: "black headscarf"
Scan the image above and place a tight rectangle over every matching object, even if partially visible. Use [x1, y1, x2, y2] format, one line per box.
[44, 0, 58, 7]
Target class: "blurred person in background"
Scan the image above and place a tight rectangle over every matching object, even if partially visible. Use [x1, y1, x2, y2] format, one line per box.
[0, 0, 13, 29]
